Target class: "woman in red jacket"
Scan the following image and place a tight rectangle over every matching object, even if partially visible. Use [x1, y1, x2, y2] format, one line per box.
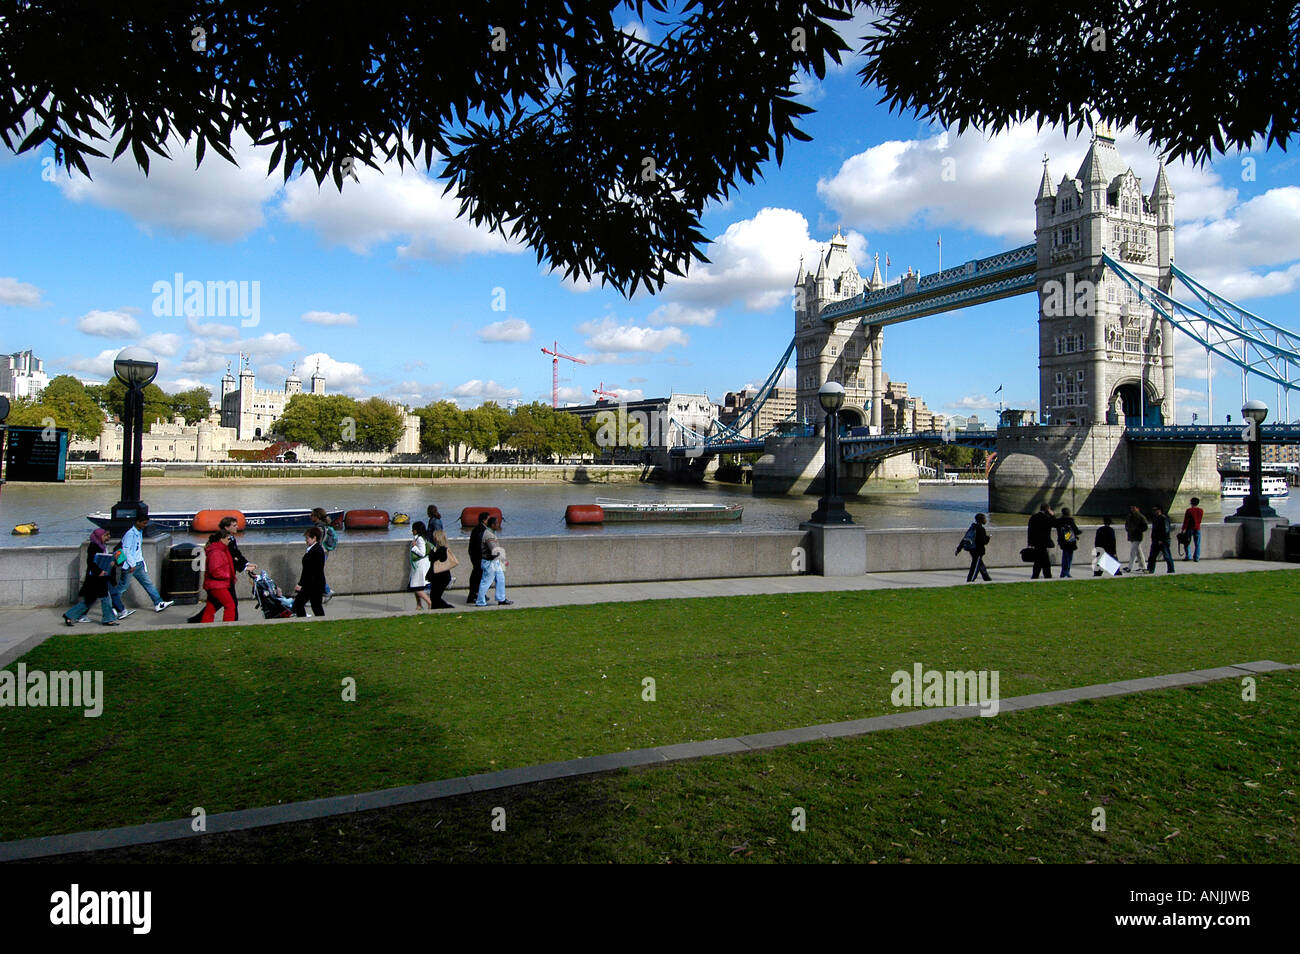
[199, 532, 237, 623]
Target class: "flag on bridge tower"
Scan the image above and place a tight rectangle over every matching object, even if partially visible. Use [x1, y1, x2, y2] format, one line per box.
[937, 234, 942, 272]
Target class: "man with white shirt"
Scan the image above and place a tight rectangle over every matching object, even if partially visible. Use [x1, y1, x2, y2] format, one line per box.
[115, 514, 174, 613]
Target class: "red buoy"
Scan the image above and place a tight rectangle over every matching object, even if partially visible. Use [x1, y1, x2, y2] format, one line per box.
[193, 510, 244, 533]
[565, 504, 604, 525]
[344, 509, 390, 529]
[460, 506, 503, 528]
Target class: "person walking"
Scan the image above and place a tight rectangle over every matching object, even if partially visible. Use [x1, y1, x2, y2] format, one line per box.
[1146, 505, 1176, 574]
[198, 532, 238, 622]
[1181, 496, 1204, 562]
[62, 528, 119, 626]
[1124, 505, 1149, 574]
[1055, 506, 1081, 578]
[409, 521, 433, 609]
[188, 516, 255, 623]
[310, 508, 339, 603]
[1027, 503, 1055, 579]
[292, 526, 328, 617]
[958, 512, 991, 583]
[425, 506, 445, 537]
[465, 511, 489, 605]
[115, 513, 174, 612]
[475, 515, 513, 606]
[425, 529, 456, 609]
[1092, 516, 1118, 576]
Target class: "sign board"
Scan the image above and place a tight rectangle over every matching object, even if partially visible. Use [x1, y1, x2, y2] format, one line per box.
[2, 426, 69, 482]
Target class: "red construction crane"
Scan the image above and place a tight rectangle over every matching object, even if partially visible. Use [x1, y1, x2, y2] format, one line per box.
[592, 382, 618, 402]
[540, 341, 586, 408]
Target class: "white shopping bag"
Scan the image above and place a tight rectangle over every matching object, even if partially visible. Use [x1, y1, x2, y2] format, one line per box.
[1097, 551, 1121, 576]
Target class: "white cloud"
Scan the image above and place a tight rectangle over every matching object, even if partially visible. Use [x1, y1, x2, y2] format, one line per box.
[301, 310, 358, 326]
[948, 394, 1003, 411]
[300, 352, 370, 396]
[1176, 187, 1300, 299]
[576, 317, 688, 353]
[76, 309, 141, 338]
[477, 317, 532, 342]
[0, 277, 43, 307]
[646, 302, 716, 327]
[662, 207, 868, 313]
[452, 379, 522, 404]
[58, 349, 120, 379]
[280, 153, 522, 260]
[817, 123, 1238, 241]
[237, 333, 300, 357]
[185, 316, 240, 340]
[139, 332, 183, 357]
[53, 130, 282, 242]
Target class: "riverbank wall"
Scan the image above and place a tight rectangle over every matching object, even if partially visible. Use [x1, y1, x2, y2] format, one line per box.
[1, 521, 1277, 609]
[63, 462, 649, 483]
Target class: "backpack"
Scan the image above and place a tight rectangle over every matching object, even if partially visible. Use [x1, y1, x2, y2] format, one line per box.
[957, 524, 978, 554]
[321, 524, 338, 552]
[1061, 524, 1076, 547]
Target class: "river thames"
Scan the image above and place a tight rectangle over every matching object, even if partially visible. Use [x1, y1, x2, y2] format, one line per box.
[2, 478, 1292, 548]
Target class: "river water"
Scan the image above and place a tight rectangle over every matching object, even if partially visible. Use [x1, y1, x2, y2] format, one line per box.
[3, 479, 1294, 549]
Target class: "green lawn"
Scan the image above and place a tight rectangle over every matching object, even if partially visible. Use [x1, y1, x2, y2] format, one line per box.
[55, 671, 1300, 863]
[2, 570, 1298, 843]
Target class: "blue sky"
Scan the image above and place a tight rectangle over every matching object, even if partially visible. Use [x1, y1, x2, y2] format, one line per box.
[3, 15, 1299, 425]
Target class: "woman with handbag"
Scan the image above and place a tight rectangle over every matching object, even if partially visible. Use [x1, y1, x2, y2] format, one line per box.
[425, 528, 457, 609]
[409, 521, 433, 609]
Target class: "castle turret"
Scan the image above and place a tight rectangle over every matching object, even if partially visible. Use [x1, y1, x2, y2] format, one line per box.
[310, 360, 326, 395]
[285, 362, 302, 396]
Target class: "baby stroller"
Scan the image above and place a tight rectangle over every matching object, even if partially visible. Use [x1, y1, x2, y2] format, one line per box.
[250, 569, 295, 619]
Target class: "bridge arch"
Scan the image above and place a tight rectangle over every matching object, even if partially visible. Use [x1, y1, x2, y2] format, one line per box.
[839, 405, 865, 429]
[1110, 378, 1164, 427]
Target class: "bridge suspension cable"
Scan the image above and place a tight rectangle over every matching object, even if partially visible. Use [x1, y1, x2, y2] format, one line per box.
[705, 338, 796, 444]
[1101, 254, 1300, 421]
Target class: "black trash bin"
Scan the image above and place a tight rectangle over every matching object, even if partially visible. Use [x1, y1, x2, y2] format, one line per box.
[1285, 526, 1300, 564]
[164, 543, 203, 604]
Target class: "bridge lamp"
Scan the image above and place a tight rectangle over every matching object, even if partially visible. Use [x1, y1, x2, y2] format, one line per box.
[1235, 399, 1276, 519]
[810, 382, 853, 525]
[110, 346, 160, 530]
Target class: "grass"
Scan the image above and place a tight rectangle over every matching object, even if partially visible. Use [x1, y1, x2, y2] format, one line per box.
[2, 570, 1298, 843]
[55, 671, 1300, 863]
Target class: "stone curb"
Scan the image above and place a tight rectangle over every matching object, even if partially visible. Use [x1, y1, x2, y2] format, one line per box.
[1, 660, 1294, 862]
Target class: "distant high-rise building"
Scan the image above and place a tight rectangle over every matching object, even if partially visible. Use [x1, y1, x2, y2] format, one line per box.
[0, 350, 48, 400]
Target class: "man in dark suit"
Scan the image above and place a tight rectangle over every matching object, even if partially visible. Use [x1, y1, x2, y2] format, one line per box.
[465, 511, 490, 606]
[292, 526, 328, 617]
[1027, 503, 1055, 579]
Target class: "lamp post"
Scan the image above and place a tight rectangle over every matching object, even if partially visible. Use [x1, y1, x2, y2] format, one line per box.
[1234, 399, 1276, 519]
[109, 346, 159, 528]
[809, 381, 853, 525]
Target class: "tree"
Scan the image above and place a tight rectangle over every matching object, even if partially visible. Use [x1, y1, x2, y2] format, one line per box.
[2, 0, 853, 295]
[171, 386, 214, 424]
[7, 4, 1293, 294]
[415, 400, 467, 457]
[274, 393, 357, 449]
[462, 402, 511, 454]
[98, 377, 173, 426]
[349, 398, 406, 452]
[8, 375, 105, 440]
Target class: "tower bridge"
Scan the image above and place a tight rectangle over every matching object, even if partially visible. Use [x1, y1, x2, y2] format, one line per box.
[670, 126, 1300, 516]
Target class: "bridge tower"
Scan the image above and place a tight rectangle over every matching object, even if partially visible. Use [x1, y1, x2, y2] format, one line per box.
[793, 230, 886, 430]
[1034, 126, 1176, 427]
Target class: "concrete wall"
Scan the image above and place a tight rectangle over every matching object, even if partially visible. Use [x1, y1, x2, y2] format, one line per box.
[863, 521, 1245, 573]
[0, 522, 1270, 608]
[0, 535, 175, 609]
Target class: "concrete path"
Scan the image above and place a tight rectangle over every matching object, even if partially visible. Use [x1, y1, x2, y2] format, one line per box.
[1, 658, 1293, 861]
[3, 558, 1298, 669]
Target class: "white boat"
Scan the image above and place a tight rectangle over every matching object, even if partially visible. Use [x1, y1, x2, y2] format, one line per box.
[589, 498, 744, 522]
[1221, 476, 1290, 499]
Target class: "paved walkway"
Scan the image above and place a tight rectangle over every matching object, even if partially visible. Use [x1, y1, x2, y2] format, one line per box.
[3, 558, 1298, 668]
[1, 658, 1293, 861]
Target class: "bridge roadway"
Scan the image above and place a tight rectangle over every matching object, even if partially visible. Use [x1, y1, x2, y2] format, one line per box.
[819, 244, 1036, 327]
[669, 423, 1300, 462]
